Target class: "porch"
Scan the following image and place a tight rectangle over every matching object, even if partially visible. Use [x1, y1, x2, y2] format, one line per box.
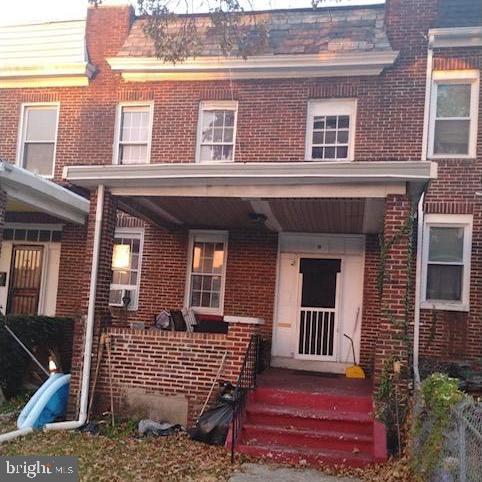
[62, 160, 435, 425]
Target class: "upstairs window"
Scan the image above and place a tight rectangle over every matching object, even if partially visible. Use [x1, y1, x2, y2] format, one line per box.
[306, 99, 356, 161]
[18, 104, 59, 177]
[428, 71, 479, 158]
[422, 214, 472, 311]
[109, 229, 144, 311]
[196, 101, 237, 163]
[114, 103, 153, 165]
[186, 231, 228, 314]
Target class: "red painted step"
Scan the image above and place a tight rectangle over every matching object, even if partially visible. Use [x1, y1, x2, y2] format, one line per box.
[252, 387, 373, 413]
[237, 442, 374, 468]
[230, 382, 388, 468]
[242, 423, 373, 452]
[246, 402, 374, 435]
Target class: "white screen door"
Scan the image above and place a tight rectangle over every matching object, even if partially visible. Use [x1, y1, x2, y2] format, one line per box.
[297, 258, 341, 361]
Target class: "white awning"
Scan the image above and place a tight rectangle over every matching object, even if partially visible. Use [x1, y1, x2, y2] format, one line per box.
[0, 161, 89, 225]
[63, 161, 437, 199]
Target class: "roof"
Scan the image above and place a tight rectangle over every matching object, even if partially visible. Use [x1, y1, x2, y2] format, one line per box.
[0, 19, 94, 88]
[118, 5, 392, 58]
[0, 161, 89, 225]
[435, 0, 482, 28]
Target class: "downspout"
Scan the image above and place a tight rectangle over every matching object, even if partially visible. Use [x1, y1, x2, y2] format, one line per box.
[413, 191, 425, 389]
[45, 184, 105, 431]
[413, 33, 434, 389]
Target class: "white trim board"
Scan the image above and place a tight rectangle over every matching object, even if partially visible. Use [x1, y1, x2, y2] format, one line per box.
[107, 51, 399, 82]
[429, 27, 482, 49]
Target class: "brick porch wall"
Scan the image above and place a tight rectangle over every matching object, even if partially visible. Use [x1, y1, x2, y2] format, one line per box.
[92, 322, 261, 425]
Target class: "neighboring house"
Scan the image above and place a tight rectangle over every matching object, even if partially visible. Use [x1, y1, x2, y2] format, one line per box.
[0, 0, 480, 466]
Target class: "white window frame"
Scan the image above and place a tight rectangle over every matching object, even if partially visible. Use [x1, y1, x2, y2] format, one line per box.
[17, 102, 60, 179]
[184, 230, 228, 315]
[421, 214, 473, 312]
[428, 70, 480, 160]
[305, 98, 357, 162]
[109, 227, 144, 311]
[196, 101, 238, 164]
[113, 101, 154, 165]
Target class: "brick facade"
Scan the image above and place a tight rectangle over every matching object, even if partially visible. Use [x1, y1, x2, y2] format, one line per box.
[0, 0, 481, 421]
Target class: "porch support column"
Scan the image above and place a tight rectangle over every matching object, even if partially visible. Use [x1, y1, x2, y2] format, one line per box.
[69, 186, 117, 417]
[0, 189, 6, 258]
[373, 194, 414, 385]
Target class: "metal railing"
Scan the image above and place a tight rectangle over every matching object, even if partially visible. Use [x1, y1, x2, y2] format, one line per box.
[230, 334, 260, 463]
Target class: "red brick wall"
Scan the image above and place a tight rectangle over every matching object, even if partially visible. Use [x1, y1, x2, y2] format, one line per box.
[360, 234, 381, 373]
[110, 226, 278, 339]
[93, 322, 260, 425]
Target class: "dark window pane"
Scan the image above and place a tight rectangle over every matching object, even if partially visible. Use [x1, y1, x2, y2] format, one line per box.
[14, 229, 26, 241]
[433, 119, 470, 155]
[325, 131, 336, 144]
[338, 116, 350, 128]
[24, 143, 55, 175]
[336, 146, 348, 159]
[26, 230, 39, 242]
[51, 231, 62, 242]
[38, 230, 51, 242]
[3, 229, 13, 240]
[313, 117, 325, 130]
[326, 116, 337, 129]
[337, 130, 349, 143]
[312, 131, 324, 144]
[324, 147, 336, 159]
[426, 264, 463, 301]
[312, 147, 323, 159]
[436, 84, 471, 118]
[429, 227, 464, 262]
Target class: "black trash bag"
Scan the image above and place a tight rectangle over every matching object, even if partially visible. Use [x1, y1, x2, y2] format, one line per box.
[189, 401, 233, 445]
[189, 382, 236, 445]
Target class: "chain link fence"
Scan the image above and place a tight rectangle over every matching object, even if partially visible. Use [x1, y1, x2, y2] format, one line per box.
[414, 397, 482, 482]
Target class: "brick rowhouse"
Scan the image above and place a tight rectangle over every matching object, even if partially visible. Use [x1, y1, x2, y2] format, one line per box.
[0, 0, 480, 426]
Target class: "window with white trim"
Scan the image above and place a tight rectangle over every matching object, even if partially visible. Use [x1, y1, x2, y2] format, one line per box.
[428, 71, 479, 158]
[18, 104, 59, 177]
[114, 103, 153, 165]
[422, 214, 472, 311]
[186, 231, 228, 313]
[109, 229, 144, 310]
[305, 99, 356, 161]
[196, 101, 237, 163]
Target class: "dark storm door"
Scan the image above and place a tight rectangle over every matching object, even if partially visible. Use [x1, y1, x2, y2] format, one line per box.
[7, 245, 44, 315]
[297, 258, 341, 361]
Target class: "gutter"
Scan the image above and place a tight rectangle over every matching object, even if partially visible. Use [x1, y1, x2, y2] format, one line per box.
[45, 185, 104, 432]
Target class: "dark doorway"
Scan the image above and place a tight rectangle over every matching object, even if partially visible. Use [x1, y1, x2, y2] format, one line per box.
[7, 245, 44, 315]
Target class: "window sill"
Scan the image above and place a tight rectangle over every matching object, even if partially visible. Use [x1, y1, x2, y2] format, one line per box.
[421, 301, 469, 312]
[428, 155, 476, 161]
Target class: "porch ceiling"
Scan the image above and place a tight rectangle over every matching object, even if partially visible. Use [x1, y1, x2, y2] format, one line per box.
[119, 196, 385, 234]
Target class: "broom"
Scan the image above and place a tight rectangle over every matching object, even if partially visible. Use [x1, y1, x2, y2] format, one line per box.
[344, 308, 366, 379]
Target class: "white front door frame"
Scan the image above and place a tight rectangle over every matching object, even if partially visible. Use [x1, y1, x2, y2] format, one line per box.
[271, 233, 365, 374]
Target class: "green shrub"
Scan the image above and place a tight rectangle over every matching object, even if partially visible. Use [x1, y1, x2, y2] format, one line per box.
[411, 373, 466, 479]
[0, 315, 72, 398]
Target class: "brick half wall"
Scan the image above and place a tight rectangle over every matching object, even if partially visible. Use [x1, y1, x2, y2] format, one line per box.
[92, 322, 261, 426]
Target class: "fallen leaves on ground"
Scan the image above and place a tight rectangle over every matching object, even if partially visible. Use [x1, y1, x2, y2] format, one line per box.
[0, 421, 238, 482]
[0, 417, 414, 481]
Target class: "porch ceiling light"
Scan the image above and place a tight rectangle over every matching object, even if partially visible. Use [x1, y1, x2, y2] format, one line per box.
[112, 244, 130, 270]
[249, 212, 267, 224]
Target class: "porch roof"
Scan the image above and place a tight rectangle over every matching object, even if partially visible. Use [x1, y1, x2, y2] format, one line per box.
[64, 161, 436, 233]
[63, 161, 436, 192]
[0, 161, 90, 225]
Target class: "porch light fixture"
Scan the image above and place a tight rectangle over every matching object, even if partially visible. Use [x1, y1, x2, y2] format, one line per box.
[248, 212, 267, 224]
[112, 244, 130, 270]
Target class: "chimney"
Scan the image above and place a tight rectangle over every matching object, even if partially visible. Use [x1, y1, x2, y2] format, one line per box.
[86, 3, 134, 70]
